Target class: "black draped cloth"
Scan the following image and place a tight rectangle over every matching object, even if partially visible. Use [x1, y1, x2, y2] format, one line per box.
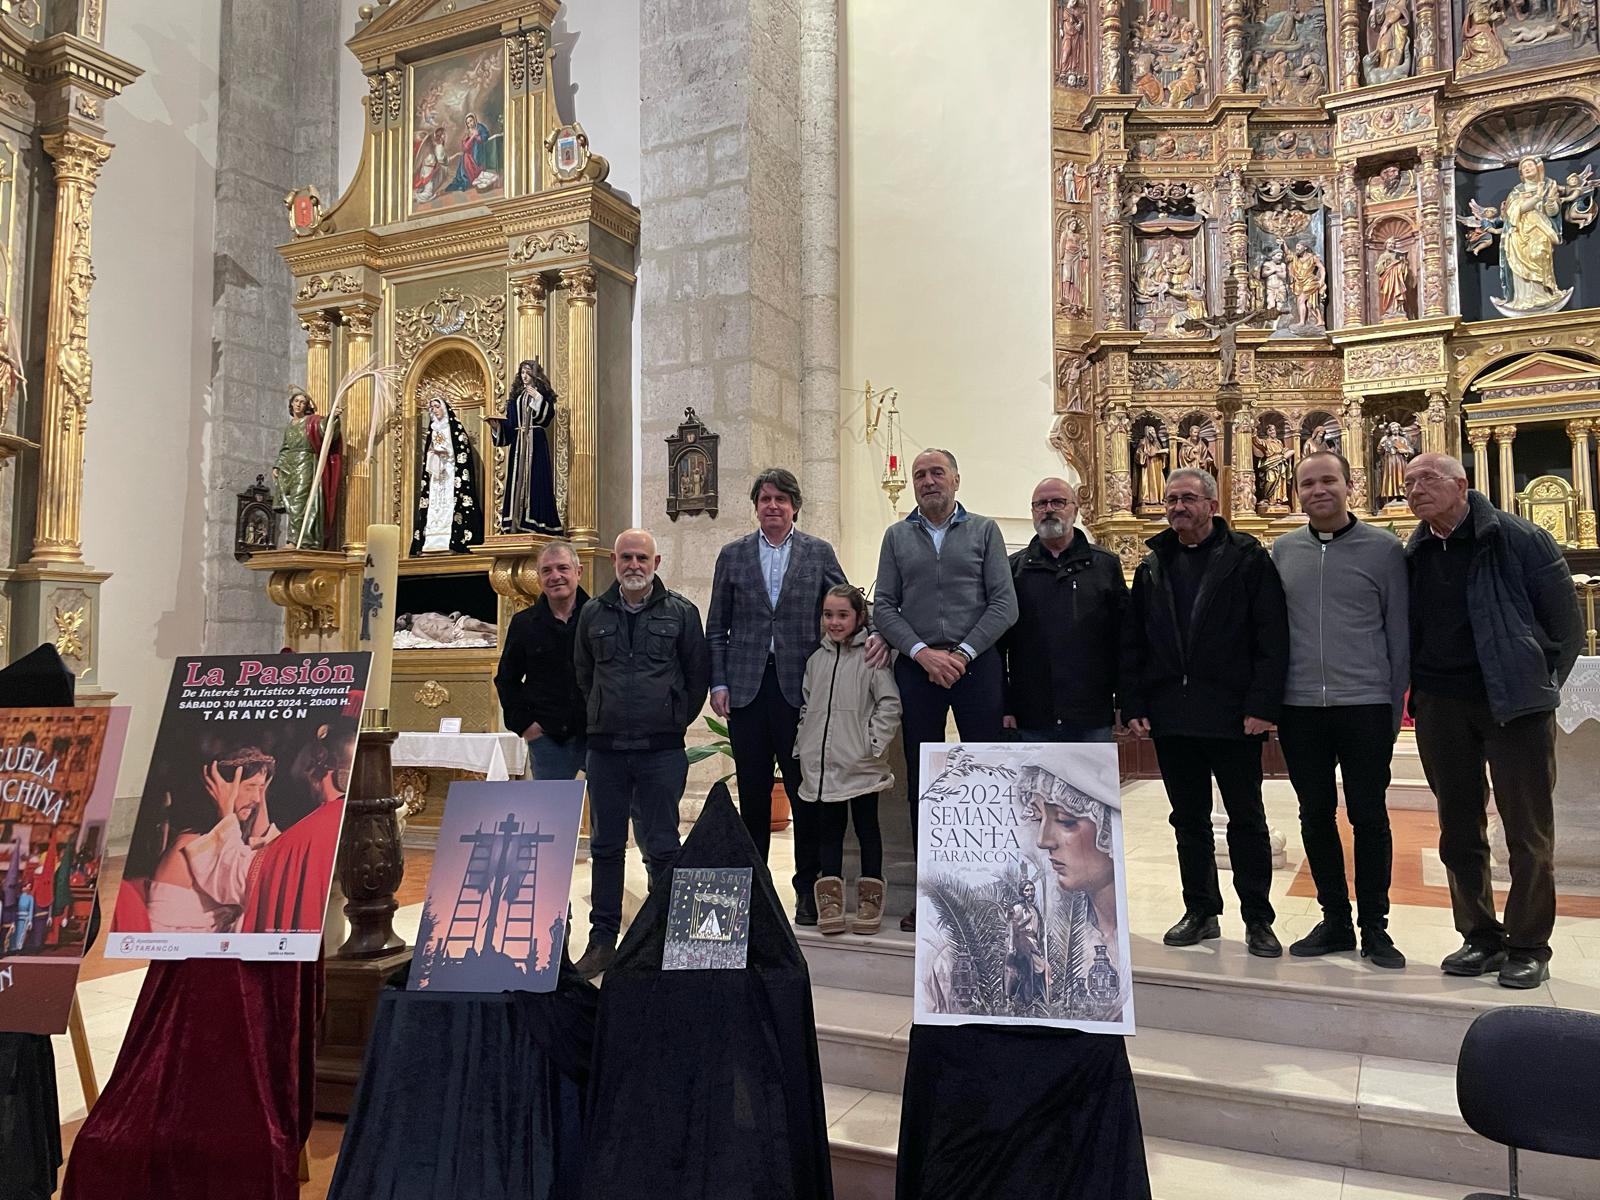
[896, 1023, 1151, 1200]
[0, 645, 74, 1200]
[583, 783, 833, 1200]
[328, 958, 597, 1200]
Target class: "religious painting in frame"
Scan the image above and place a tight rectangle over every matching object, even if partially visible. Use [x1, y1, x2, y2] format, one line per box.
[409, 42, 507, 216]
[106, 654, 371, 962]
[914, 742, 1135, 1036]
[665, 407, 719, 520]
[0, 707, 128, 1034]
[409, 779, 585, 993]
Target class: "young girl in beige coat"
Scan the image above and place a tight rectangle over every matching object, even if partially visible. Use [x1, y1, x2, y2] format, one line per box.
[795, 585, 903, 935]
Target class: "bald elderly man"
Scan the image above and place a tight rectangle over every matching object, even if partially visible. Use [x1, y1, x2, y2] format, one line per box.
[1402, 452, 1582, 989]
[1000, 477, 1128, 743]
[573, 528, 710, 978]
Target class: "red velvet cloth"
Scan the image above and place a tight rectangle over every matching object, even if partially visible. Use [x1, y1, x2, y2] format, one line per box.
[306, 412, 342, 550]
[239, 799, 341, 933]
[61, 958, 322, 1200]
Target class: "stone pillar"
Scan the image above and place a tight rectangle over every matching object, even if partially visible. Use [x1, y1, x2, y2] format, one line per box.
[1099, 0, 1123, 92]
[341, 305, 375, 553]
[1102, 167, 1128, 331]
[28, 132, 110, 567]
[1339, 163, 1364, 328]
[561, 268, 599, 547]
[1495, 424, 1517, 510]
[1419, 150, 1446, 318]
[1570, 420, 1598, 549]
[800, 0, 842, 547]
[640, 0, 806, 606]
[1469, 427, 1493, 495]
[1337, 0, 1363, 89]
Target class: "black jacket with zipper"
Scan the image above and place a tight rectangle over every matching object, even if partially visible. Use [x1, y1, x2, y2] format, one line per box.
[494, 587, 590, 743]
[1120, 517, 1289, 739]
[1000, 533, 1128, 729]
[574, 577, 711, 752]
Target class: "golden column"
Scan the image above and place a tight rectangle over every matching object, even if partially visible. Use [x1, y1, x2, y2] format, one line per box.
[1569, 419, 1598, 549]
[1468, 426, 1493, 496]
[1423, 388, 1449, 454]
[341, 305, 376, 554]
[302, 313, 334, 415]
[1337, 0, 1362, 89]
[1415, 0, 1439, 70]
[1098, 0, 1123, 92]
[1103, 403, 1134, 515]
[1226, 168, 1251, 298]
[560, 267, 598, 546]
[28, 131, 112, 566]
[1343, 396, 1369, 512]
[1102, 167, 1128, 332]
[513, 275, 548, 367]
[1419, 150, 1446, 318]
[1339, 163, 1364, 328]
[1221, 0, 1248, 91]
[1494, 424, 1517, 510]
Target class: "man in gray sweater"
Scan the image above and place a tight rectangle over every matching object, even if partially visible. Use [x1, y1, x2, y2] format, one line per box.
[874, 447, 1018, 931]
[1271, 450, 1408, 968]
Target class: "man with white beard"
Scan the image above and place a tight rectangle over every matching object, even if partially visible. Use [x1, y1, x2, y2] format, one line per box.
[1000, 478, 1128, 742]
[573, 528, 710, 978]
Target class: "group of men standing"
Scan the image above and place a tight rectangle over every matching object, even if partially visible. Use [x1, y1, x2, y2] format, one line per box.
[496, 443, 1582, 990]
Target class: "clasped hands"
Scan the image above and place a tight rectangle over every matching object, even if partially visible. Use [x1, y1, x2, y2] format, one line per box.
[914, 646, 966, 689]
[1124, 716, 1275, 737]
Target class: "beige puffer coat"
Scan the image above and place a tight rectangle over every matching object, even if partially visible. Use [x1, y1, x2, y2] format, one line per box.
[795, 628, 902, 803]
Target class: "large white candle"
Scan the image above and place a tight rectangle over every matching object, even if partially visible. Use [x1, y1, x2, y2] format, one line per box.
[359, 524, 400, 715]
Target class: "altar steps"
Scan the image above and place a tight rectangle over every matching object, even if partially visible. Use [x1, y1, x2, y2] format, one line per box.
[801, 930, 1598, 1200]
[826, 1094, 1559, 1200]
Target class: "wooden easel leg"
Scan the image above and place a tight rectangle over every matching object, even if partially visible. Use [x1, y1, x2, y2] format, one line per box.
[67, 994, 99, 1111]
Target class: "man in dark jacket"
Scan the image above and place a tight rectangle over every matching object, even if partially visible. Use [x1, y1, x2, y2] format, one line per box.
[573, 528, 711, 978]
[1403, 452, 1584, 988]
[1001, 476, 1127, 741]
[1122, 467, 1290, 958]
[494, 541, 590, 780]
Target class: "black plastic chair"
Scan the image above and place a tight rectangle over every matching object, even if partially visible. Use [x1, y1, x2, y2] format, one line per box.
[1456, 1005, 1600, 1198]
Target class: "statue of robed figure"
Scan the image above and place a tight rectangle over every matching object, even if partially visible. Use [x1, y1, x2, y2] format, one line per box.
[488, 358, 563, 536]
[274, 388, 341, 549]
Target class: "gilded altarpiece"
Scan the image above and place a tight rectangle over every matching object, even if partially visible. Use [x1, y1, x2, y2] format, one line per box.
[245, 1, 638, 810]
[1052, 0, 1600, 572]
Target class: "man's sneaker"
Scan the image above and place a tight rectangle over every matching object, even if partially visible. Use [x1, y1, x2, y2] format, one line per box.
[1289, 919, 1357, 958]
[574, 939, 616, 980]
[1360, 927, 1406, 970]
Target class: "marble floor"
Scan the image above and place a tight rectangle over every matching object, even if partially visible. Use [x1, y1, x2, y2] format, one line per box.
[46, 778, 1600, 1197]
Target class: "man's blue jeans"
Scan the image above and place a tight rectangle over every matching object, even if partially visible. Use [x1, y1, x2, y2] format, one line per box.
[529, 734, 588, 780]
[584, 747, 688, 941]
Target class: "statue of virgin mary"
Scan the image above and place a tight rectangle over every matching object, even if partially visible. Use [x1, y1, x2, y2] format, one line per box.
[410, 394, 484, 555]
[489, 358, 563, 535]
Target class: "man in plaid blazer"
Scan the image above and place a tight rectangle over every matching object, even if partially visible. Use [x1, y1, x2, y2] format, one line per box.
[707, 468, 848, 924]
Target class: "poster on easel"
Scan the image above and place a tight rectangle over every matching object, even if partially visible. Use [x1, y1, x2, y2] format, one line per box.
[0, 706, 127, 1034]
[409, 779, 585, 993]
[913, 742, 1135, 1036]
[106, 653, 371, 962]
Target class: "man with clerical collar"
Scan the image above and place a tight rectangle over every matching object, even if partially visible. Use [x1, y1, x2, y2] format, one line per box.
[494, 540, 591, 782]
[1402, 452, 1583, 988]
[705, 468, 849, 925]
[1001, 477, 1127, 743]
[1122, 466, 1289, 958]
[874, 447, 1018, 932]
[573, 528, 710, 978]
[1271, 451, 1408, 969]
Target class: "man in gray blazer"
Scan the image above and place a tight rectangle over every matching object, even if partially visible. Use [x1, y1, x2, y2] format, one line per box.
[706, 468, 847, 925]
[874, 448, 1017, 931]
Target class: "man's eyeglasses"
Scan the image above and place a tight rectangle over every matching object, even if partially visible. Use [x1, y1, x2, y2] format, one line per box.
[1404, 472, 1453, 492]
[1163, 493, 1208, 507]
[1030, 498, 1074, 512]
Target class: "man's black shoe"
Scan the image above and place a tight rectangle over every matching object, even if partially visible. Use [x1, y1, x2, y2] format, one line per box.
[1360, 927, 1406, 970]
[1440, 941, 1507, 977]
[1290, 919, 1356, 958]
[1498, 952, 1550, 989]
[1163, 911, 1221, 946]
[574, 939, 616, 980]
[794, 892, 818, 927]
[1245, 921, 1283, 958]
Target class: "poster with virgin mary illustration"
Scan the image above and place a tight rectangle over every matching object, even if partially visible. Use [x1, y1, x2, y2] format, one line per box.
[914, 742, 1134, 1036]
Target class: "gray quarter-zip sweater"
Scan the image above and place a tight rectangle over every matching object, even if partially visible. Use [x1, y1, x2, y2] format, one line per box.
[1271, 517, 1409, 725]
